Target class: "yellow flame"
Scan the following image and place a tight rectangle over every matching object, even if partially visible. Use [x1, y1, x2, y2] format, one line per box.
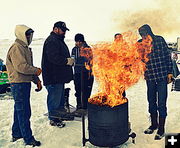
[81, 32, 152, 107]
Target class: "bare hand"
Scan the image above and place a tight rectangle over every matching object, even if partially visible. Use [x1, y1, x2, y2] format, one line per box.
[167, 74, 173, 84]
[36, 68, 42, 76]
[67, 58, 75, 66]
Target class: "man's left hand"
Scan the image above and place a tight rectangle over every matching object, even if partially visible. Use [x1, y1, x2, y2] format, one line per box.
[167, 74, 173, 84]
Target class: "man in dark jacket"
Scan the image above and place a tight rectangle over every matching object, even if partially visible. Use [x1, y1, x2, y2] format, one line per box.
[41, 21, 74, 127]
[71, 33, 94, 116]
[138, 24, 173, 140]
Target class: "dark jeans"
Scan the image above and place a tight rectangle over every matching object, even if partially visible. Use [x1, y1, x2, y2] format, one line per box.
[146, 80, 168, 118]
[45, 83, 65, 120]
[74, 72, 94, 109]
[11, 82, 34, 144]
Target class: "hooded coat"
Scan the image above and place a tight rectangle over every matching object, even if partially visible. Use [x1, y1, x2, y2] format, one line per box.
[6, 25, 39, 83]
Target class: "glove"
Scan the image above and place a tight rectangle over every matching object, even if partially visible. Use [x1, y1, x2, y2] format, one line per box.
[35, 80, 42, 92]
[36, 68, 42, 76]
[167, 74, 173, 84]
[66, 58, 75, 66]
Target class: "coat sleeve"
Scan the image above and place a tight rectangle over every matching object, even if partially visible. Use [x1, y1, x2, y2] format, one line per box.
[71, 47, 75, 56]
[32, 75, 40, 84]
[45, 41, 68, 66]
[10, 45, 38, 75]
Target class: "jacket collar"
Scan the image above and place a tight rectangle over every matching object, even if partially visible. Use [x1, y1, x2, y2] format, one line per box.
[50, 32, 65, 41]
[15, 39, 28, 48]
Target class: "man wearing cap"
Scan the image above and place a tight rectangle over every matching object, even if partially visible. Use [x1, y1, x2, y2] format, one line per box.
[6, 25, 42, 146]
[41, 21, 74, 127]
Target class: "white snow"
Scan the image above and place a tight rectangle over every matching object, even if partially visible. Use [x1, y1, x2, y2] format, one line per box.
[0, 39, 180, 148]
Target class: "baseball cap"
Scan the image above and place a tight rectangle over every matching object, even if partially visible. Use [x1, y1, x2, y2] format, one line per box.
[53, 21, 69, 32]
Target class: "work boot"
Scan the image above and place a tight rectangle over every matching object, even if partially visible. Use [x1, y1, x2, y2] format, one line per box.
[25, 138, 41, 147]
[144, 114, 158, 134]
[154, 117, 166, 140]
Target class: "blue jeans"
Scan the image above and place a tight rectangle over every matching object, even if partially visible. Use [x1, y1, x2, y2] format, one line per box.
[45, 83, 65, 120]
[11, 83, 34, 144]
[146, 80, 168, 118]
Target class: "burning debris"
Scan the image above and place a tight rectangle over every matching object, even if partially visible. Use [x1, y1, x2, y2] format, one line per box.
[83, 32, 152, 107]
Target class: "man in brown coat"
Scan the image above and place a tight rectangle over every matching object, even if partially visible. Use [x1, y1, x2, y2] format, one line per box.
[6, 25, 42, 147]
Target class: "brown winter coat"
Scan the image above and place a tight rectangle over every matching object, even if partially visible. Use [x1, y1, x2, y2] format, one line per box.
[6, 25, 39, 83]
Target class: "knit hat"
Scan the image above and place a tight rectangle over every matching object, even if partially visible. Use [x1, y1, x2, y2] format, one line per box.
[75, 33, 84, 42]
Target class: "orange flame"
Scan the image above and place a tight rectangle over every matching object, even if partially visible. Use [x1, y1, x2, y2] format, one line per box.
[81, 32, 152, 107]
[80, 47, 93, 71]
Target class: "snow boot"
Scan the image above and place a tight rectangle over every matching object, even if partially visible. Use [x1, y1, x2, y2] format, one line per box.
[154, 117, 166, 140]
[25, 138, 41, 147]
[144, 114, 158, 134]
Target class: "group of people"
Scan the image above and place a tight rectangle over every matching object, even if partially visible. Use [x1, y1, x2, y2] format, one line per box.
[5, 21, 94, 147]
[5, 21, 175, 147]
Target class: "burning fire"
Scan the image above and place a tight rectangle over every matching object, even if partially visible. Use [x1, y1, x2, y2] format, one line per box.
[80, 32, 152, 107]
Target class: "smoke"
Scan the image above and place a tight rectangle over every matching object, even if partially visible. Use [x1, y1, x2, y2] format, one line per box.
[112, 0, 180, 41]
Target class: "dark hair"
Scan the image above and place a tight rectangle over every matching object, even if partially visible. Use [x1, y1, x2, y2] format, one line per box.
[75, 33, 85, 42]
[138, 24, 154, 37]
[114, 33, 121, 38]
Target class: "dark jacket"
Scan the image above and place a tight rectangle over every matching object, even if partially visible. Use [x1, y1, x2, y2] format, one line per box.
[71, 42, 92, 73]
[41, 32, 73, 85]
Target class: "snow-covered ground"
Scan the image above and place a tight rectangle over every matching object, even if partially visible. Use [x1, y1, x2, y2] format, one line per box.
[0, 39, 180, 148]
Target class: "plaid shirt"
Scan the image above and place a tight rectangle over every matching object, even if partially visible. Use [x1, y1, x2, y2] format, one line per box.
[144, 35, 173, 81]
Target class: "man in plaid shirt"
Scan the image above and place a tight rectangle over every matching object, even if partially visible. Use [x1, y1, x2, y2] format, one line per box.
[138, 24, 173, 140]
